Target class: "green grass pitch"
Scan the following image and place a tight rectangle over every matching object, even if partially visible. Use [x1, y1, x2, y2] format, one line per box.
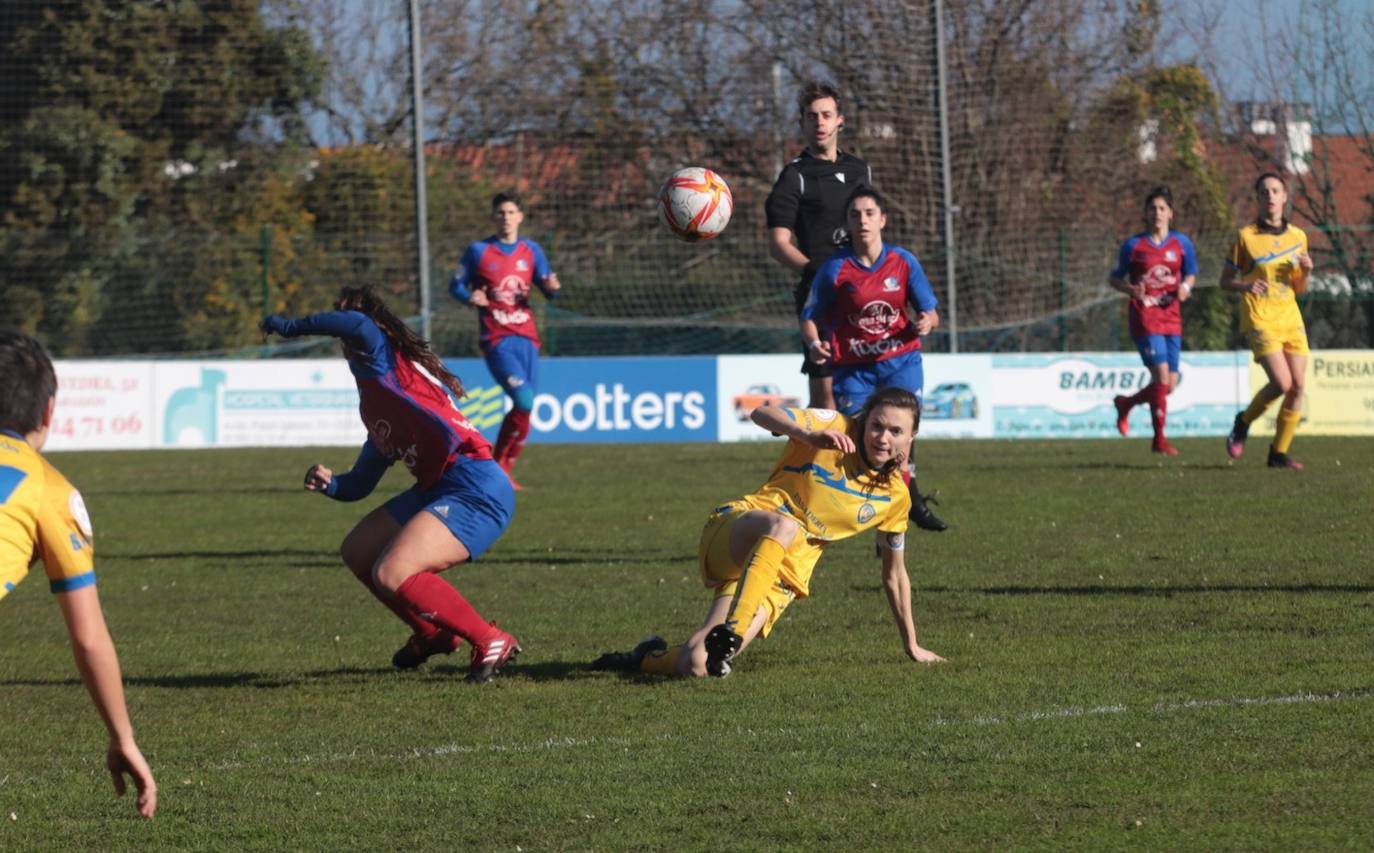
[2, 437, 1372, 850]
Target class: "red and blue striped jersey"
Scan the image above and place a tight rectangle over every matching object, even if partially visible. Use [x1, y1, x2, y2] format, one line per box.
[449, 237, 555, 350]
[1110, 230, 1198, 337]
[262, 311, 492, 488]
[800, 244, 938, 367]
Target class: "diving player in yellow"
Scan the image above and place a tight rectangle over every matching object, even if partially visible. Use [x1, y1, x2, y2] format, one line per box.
[592, 386, 945, 678]
[0, 332, 158, 818]
[1220, 172, 1314, 470]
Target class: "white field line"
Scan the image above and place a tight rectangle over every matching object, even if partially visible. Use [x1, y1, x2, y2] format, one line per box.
[201, 687, 1372, 773]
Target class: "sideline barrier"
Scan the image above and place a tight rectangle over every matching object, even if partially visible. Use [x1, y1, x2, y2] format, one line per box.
[46, 351, 1374, 451]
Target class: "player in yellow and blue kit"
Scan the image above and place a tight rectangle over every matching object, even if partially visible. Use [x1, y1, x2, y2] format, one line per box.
[592, 386, 945, 678]
[0, 332, 157, 818]
[1220, 173, 1314, 469]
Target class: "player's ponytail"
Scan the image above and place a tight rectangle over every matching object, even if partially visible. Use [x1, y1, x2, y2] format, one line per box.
[335, 285, 466, 399]
[850, 386, 921, 488]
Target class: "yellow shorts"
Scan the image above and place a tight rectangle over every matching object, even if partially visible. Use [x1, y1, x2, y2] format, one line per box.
[698, 506, 798, 638]
[1248, 324, 1309, 361]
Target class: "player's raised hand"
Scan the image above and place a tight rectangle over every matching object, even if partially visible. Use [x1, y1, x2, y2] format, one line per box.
[1247, 279, 1269, 296]
[107, 738, 157, 818]
[803, 429, 855, 453]
[304, 464, 333, 492]
[468, 290, 490, 308]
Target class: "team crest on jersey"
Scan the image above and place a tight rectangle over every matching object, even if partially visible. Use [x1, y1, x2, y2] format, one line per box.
[857, 503, 875, 524]
[882, 277, 900, 292]
[808, 408, 838, 422]
[69, 490, 93, 538]
[850, 300, 900, 334]
[1165, 250, 1177, 261]
[516, 259, 529, 271]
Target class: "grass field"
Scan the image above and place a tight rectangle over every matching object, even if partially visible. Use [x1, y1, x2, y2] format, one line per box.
[2, 436, 1373, 850]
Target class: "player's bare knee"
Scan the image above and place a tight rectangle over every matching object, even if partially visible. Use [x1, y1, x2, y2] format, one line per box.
[371, 559, 409, 595]
[763, 514, 800, 544]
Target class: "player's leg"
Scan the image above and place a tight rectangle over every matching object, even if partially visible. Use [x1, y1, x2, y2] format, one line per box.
[489, 337, 535, 486]
[487, 338, 537, 488]
[339, 502, 457, 663]
[701, 510, 800, 675]
[376, 462, 520, 680]
[1146, 336, 1178, 455]
[1115, 337, 1158, 436]
[1269, 341, 1308, 469]
[1228, 332, 1285, 458]
[884, 353, 948, 531]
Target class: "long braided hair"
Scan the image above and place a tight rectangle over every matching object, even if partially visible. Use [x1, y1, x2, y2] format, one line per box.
[847, 386, 921, 488]
[334, 285, 466, 399]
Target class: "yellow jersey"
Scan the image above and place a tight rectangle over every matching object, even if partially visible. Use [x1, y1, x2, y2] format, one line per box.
[0, 432, 96, 601]
[718, 407, 910, 596]
[1227, 222, 1308, 332]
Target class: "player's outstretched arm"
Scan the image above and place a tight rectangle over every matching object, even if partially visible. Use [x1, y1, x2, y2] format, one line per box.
[56, 585, 158, 817]
[880, 542, 945, 664]
[749, 405, 853, 453]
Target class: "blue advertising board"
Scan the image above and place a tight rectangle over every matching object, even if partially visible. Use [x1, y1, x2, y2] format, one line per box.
[445, 355, 717, 444]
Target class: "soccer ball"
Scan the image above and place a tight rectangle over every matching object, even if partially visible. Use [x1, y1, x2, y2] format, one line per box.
[657, 167, 733, 242]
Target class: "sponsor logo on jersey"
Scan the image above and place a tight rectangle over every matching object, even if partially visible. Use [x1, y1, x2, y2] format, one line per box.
[847, 337, 907, 358]
[493, 308, 532, 326]
[494, 275, 526, 304]
[850, 300, 900, 335]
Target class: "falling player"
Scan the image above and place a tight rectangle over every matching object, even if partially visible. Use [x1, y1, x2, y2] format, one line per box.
[799, 185, 948, 532]
[450, 191, 561, 490]
[260, 286, 520, 682]
[1108, 185, 1198, 455]
[1220, 172, 1314, 469]
[592, 387, 944, 678]
[0, 331, 157, 817]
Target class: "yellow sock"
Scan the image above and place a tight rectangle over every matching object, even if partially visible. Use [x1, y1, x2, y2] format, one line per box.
[1242, 389, 1280, 425]
[1272, 407, 1301, 454]
[724, 536, 787, 635]
[640, 644, 682, 676]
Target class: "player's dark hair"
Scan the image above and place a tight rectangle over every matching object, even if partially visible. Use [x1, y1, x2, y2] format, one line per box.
[491, 191, 523, 212]
[334, 286, 466, 399]
[1144, 185, 1173, 210]
[0, 331, 57, 435]
[1254, 172, 1286, 193]
[846, 184, 889, 216]
[797, 80, 843, 118]
[849, 386, 921, 488]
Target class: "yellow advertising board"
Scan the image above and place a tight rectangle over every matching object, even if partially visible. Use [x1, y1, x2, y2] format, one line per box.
[1248, 349, 1374, 435]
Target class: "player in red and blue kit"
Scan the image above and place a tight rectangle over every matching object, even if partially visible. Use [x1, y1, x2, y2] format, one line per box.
[260, 286, 520, 683]
[800, 186, 948, 532]
[450, 192, 561, 490]
[1109, 185, 1198, 456]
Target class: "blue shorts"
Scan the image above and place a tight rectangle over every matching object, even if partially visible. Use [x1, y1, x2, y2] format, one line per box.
[1134, 334, 1181, 373]
[832, 350, 925, 416]
[384, 458, 515, 560]
[484, 335, 540, 410]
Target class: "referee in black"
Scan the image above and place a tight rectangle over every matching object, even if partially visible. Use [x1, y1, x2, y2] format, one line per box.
[765, 80, 947, 532]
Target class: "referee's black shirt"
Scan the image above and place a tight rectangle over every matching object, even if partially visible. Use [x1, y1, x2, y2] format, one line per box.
[764, 149, 872, 311]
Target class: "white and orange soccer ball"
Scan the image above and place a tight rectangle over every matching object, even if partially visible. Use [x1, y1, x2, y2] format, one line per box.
[657, 167, 733, 242]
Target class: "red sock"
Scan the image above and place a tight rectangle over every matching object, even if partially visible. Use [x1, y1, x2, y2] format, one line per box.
[1148, 382, 1169, 441]
[393, 573, 493, 645]
[354, 571, 452, 645]
[1124, 384, 1151, 408]
[494, 409, 531, 469]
